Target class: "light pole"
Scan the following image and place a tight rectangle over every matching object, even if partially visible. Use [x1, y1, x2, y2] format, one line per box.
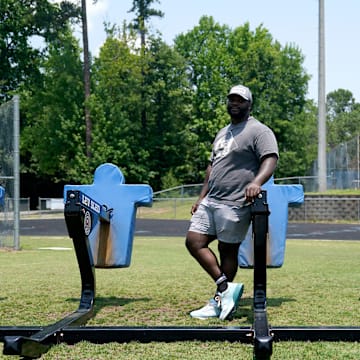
[318, 0, 327, 191]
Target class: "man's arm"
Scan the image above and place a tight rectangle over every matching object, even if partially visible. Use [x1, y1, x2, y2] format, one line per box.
[245, 154, 278, 202]
[191, 163, 211, 215]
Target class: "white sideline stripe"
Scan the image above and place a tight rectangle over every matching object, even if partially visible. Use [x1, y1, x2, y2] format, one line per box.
[38, 247, 72, 251]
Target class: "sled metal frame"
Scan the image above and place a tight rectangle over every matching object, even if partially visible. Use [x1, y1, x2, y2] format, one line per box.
[1, 190, 359, 359]
[1, 190, 112, 358]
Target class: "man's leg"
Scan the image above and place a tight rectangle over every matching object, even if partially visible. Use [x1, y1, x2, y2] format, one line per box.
[186, 231, 225, 319]
[212, 203, 250, 318]
[218, 241, 241, 281]
[185, 231, 220, 281]
[186, 202, 247, 320]
[216, 241, 244, 320]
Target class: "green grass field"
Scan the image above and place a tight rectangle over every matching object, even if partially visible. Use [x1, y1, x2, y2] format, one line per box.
[0, 236, 359, 359]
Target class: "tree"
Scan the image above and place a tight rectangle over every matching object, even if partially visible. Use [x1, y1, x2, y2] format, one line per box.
[128, 0, 164, 131]
[327, 89, 360, 147]
[88, 29, 147, 183]
[81, 0, 92, 158]
[0, 0, 79, 102]
[277, 100, 318, 176]
[20, 29, 86, 183]
[175, 16, 311, 179]
[142, 36, 193, 188]
[128, 0, 164, 49]
[327, 89, 356, 120]
[89, 26, 192, 189]
[174, 17, 234, 180]
[16, 11, 318, 189]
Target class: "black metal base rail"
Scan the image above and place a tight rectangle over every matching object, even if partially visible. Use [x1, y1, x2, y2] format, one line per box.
[1, 326, 360, 344]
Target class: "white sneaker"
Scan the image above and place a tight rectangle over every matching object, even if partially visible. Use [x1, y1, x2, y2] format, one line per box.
[190, 297, 221, 320]
[219, 283, 244, 320]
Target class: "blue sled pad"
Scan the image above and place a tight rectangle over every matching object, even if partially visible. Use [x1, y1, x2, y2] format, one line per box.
[64, 163, 153, 268]
[239, 178, 304, 268]
[0, 186, 4, 207]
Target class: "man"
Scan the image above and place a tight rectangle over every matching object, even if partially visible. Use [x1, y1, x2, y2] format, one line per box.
[185, 84, 278, 320]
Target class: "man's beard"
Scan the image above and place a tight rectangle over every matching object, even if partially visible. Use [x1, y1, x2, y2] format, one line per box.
[227, 104, 250, 120]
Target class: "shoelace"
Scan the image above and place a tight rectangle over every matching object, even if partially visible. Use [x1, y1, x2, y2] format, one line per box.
[214, 294, 221, 307]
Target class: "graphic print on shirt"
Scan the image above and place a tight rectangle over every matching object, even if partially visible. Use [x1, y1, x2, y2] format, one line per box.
[213, 131, 234, 161]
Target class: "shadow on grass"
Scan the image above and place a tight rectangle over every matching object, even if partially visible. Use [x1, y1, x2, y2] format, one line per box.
[234, 296, 296, 323]
[65, 296, 151, 317]
[63, 295, 296, 324]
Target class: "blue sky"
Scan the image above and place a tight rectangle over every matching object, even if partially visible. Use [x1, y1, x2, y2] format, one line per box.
[76, 0, 359, 102]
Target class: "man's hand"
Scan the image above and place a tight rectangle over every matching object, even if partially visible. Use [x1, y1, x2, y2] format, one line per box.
[191, 202, 200, 215]
[245, 155, 278, 203]
[245, 182, 262, 203]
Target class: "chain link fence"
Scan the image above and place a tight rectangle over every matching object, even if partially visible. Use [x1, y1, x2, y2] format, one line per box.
[0, 96, 20, 249]
[310, 135, 360, 191]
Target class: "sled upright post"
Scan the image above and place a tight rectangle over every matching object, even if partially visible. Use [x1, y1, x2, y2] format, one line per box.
[251, 191, 273, 360]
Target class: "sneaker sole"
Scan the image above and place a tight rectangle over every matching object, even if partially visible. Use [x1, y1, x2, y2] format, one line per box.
[190, 310, 220, 320]
[190, 315, 217, 320]
[219, 284, 244, 320]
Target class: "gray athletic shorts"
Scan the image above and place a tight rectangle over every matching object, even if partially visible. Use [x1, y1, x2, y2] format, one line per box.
[188, 198, 251, 244]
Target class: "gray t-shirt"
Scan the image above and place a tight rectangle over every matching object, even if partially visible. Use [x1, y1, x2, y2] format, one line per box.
[208, 116, 279, 206]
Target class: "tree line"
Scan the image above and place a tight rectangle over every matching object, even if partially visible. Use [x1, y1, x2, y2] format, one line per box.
[1, 0, 360, 192]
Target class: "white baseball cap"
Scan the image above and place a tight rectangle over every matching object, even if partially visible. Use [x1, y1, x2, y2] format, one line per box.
[227, 85, 253, 103]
